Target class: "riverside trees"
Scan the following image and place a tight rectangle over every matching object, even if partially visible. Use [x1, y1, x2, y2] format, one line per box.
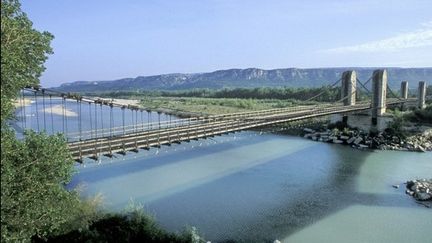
[1, 1, 202, 242]
[1, 0, 90, 241]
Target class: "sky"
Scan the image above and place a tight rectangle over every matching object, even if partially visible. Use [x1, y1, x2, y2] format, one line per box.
[21, 0, 432, 87]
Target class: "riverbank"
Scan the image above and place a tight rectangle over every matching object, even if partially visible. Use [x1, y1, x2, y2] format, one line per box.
[138, 96, 310, 117]
[267, 114, 432, 152]
[111, 98, 140, 106]
[14, 98, 32, 108]
[301, 125, 432, 152]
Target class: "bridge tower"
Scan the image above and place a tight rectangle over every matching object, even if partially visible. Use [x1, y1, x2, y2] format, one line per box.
[341, 70, 357, 106]
[401, 81, 408, 99]
[371, 69, 387, 125]
[418, 81, 427, 109]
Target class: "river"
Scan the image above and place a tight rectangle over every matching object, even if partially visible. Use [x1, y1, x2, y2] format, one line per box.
[14, 99, 432, 242]
[69, 130, 431, 243]
[13, 97, 175, 140]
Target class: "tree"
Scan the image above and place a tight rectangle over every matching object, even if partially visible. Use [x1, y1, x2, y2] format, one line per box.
[1, 0, 53, 122]
[0, 1, 92, 242]
[1, 130, 89, 241]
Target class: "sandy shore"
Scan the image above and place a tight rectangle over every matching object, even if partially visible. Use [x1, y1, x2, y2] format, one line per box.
[44, 105, 78, 117]
[111, 98, 140, 106]
[14, 98, 32, 108]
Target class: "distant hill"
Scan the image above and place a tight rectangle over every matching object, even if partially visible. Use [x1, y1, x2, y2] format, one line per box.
[56, 67, 432, 92]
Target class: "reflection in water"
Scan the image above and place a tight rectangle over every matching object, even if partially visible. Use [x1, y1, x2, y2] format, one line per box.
[71, 131, 432, 243]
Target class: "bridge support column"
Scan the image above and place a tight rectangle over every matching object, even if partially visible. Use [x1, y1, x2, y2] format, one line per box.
[340, 71, 356, 125]
[341, 70, 357, 106]
[401, 81, 408, 99]
[372, 69, 387, 125]
[400, 81, 409, 111]
[418, 81, 427, 109]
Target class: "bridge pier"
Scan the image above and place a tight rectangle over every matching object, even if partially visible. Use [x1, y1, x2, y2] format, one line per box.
[341, 70, 357, 106]
[371, 69, 387, 125]
[400, 81, 409, 110]
[418, 81, 427, 109]
[331, 71, 357, 125]
[401, 81, 408, 99]
[342, 70, 357, 125]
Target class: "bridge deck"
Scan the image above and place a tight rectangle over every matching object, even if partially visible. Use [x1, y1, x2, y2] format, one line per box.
[69, 103, 379, 161]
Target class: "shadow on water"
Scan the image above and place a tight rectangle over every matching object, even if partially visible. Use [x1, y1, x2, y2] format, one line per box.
[69, 132, 429, 243]
[68, 133, 268, 187]
[146, 142, 423, 243]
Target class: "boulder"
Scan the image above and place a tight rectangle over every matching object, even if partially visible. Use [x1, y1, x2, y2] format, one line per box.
[303, 128, 315, 133]
[340, 135, 350, 140]
[347, 137, 356, 144]
[406, 180, 415, 189]
[415, 192, 432, 201]
[417, 146, 426, 152]
[353, 137, 363, 145]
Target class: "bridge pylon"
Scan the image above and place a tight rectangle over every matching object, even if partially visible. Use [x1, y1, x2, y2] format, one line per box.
[341, 70, 357, 106]
[418, 81, 427, 109]
[401, 81, 408, 99]
[371, 69, 387, 125]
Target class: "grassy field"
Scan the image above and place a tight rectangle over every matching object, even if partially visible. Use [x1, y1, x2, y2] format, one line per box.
[139, 96, 318, 116]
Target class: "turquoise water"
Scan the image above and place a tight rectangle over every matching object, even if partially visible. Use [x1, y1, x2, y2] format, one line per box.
[71, 131, 432, 243]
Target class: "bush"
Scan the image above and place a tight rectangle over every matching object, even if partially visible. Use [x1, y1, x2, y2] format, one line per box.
[385, 114, 407, 138]
[36, 209, 204, 243]
[405, 105, 432, 123]
[1, 130, 98, 242]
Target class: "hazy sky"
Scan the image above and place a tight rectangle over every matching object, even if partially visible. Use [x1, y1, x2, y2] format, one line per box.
[21, 0, 432, 87]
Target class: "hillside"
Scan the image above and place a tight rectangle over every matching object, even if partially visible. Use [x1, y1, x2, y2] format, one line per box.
[56, 67, 432, 92]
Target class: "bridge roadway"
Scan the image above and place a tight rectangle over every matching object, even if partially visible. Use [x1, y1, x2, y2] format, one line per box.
[68, 99, 414, 161]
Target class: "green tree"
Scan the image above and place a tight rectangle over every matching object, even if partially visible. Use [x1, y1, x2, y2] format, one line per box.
[1, 130, 94, 241]
[0, 1, 93, 242]
[1, 0, 53, 121]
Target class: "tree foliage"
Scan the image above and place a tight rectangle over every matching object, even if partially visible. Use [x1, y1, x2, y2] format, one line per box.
[0, 130, 91, 241]
[1, 0, 53, 121]
[36, 210, 203, 243]
[1, 2, 203, 242]
[93, 86, 373, 104]
[0, 1, 90, 242]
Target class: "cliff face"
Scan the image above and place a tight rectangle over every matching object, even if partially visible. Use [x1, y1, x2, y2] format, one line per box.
[57, 67, 432, 92]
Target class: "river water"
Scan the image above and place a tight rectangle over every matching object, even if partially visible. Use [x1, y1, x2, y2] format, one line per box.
[69, 131, 431, 243]
[13, 97, 175, 140]
[14, 99, 432, 242]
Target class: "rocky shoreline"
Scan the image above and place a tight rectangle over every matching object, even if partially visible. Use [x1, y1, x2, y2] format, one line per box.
[302, 127, 432, 152]
[404, 179, 432, 202]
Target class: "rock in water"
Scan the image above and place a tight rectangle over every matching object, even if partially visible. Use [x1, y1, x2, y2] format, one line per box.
[416, 192, 432, 201]
[392, 184, 399, 189]
[405, 179, 432, 202]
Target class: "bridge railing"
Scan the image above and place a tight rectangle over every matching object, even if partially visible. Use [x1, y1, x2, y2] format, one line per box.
[66, 103, 340, 141]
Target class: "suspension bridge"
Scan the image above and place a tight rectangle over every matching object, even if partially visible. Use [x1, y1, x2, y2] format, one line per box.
[16, 69, 427, 162]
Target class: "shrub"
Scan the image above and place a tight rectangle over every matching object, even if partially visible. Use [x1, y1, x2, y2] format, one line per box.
[36, 209, 204, 243]
[1, 130, 98, 242]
